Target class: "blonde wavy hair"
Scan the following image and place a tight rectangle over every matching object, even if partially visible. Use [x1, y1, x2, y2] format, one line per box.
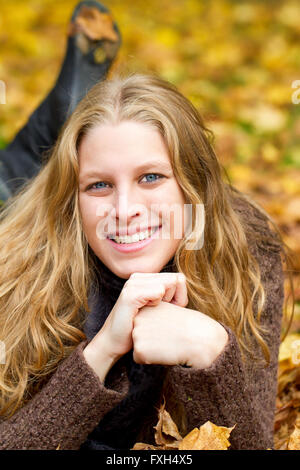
[0, 73, 295, 419]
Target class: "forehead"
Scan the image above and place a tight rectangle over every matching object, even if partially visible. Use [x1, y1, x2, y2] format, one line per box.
[78, 121, 172, 172]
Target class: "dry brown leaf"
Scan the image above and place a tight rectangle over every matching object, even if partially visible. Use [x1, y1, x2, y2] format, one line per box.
[278, 333, 300, 366]
[274, 331, 300, 450]
[132, 397, 182, 450]
[278, 366, 300, 393]
[153, 397, 182, 448]
[132, 399, 235, 450]
[287, 425, 300, 450]
[132, 443, 161, 450]
[69, 6, 118, 42]
[178, 421, 235, 450]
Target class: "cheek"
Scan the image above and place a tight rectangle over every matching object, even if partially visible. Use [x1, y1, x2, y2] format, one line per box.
[162, 184, 186, 214]
[165, 181, 185, 203]
[79, 196, 99, 236]
[153, 181, 186, 205]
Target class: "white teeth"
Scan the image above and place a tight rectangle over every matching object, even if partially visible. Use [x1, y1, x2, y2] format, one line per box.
[131, 233, 140, 243]
[111, 227, 159, 244]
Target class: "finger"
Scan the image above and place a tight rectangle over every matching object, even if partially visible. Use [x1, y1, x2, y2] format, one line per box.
[121, 282, 165, 312]
[146, 298, 162, 306]
[133, 273, 188, 306]
[171, 273, 188, 307]
[162, 283, 177, 302]
[129, 274, 187, 305]
[129, 276, 179, 292]
[129, 273, 181, 291]
[130, 272, 178, 279]
[142, 279, 177, 304]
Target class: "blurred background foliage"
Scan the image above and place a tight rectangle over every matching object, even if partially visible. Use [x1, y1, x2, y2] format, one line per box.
[0, 0, 299, 311]
[0, 0, 300, 448]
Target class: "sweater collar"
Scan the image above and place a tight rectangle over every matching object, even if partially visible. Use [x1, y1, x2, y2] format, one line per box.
[94, 255, 177, 296]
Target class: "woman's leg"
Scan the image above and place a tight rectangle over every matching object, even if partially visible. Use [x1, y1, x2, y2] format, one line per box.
[0, 1, 121, 201]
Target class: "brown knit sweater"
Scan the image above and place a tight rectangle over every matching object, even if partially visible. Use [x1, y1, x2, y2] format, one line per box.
[0, 196, 284, 450]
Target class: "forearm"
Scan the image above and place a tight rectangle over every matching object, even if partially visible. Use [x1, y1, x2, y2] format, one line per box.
[162, 326, 275, 450]
[83, 331, 122, 383]
[0, 341, 129, 450]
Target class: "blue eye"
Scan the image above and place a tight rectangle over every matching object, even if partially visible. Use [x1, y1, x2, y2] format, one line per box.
[86, 173, 164, 192]
[141, 173, 164, 183]
[88, 181, 110, 190]
[94, 182, 108, 189]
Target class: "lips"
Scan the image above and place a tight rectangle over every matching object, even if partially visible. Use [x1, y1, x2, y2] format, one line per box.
[111, 226, 161, 243]
[106, 226, 162, 253]
[107, 225, 161, 238]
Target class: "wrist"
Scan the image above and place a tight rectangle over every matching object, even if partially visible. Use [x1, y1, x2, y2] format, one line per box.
[206, 322, 228, 366]
[184, 312, 229, 369]
[83, 333, 121, 383]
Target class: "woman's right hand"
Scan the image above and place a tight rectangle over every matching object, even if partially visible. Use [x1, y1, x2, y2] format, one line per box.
[83, 272, 188, 381]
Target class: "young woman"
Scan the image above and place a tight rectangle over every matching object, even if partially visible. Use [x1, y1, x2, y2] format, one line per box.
[0, 72, 293, 450]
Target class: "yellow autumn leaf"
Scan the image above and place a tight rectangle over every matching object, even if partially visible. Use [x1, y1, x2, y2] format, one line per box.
[279, 333, 300, 364]
[132, 443, 160, 450]
[132, 399, 236, 451]
[287, 426, 300, 450]
[178, 421, 235, 450]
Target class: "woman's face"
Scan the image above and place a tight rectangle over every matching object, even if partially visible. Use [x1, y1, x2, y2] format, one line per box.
[78, 120, 186, 279]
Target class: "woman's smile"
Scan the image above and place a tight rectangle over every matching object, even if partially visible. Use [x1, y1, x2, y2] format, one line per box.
[106, 225, 162, 253]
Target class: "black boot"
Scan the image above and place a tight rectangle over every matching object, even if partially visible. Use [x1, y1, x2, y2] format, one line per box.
[0, 1, 121, 200]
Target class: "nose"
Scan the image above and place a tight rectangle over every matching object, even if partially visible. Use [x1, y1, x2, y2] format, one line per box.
[112, 192, 146, 233]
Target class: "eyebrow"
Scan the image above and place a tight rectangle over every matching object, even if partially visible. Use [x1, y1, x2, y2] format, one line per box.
[80, 160, 173, 181]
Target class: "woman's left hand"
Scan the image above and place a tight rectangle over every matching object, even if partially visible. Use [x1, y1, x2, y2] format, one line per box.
[132, 301, 228, 369]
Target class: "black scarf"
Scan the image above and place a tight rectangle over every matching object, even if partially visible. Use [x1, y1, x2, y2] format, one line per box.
[80, 256, 177, 450]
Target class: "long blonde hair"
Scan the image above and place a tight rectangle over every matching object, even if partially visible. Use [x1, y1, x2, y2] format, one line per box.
[0, 73, 295, 419]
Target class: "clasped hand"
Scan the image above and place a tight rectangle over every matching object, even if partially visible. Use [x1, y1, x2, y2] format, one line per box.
[132, 301, 228, 369]
[94, 272, 228, 371]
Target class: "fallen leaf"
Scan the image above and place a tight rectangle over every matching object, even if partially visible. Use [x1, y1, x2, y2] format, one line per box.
[153, 397, 182, 447]
[178, 421, 235, 450]
[287, 425, 300, 450]
[132, 443, 160, 450]
[279, 333, 300, 362]
[69, 6, 118, 42]
[132, 399, 235, 450]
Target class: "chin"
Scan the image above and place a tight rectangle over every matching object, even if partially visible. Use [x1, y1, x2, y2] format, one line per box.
[110, 259, 166, 279]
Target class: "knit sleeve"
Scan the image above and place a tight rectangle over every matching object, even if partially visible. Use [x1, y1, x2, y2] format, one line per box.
[0, 340, 130, 450]
[161, 234, 284, 450]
